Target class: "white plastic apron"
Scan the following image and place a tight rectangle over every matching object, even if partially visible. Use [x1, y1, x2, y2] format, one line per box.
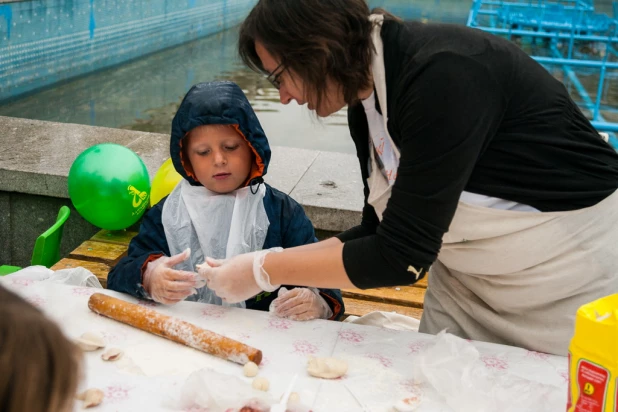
[162, 180, 270, 308]
[366, 14, 618, 355]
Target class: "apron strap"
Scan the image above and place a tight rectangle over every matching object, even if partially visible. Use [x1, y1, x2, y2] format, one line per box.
[368, 14, 400, 159]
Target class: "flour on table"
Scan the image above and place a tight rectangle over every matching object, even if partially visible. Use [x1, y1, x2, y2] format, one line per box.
[117, 342, 218, 377]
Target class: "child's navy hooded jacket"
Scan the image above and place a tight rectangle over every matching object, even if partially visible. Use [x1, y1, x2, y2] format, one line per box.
[107, 82, 344, 319]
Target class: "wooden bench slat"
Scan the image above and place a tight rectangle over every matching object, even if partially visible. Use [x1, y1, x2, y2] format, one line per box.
[50, 258, 111, 288]
[341, 286, 426, 309]
[343, 297, 423, 320]
[69, 240, 128, 265]
[415, 276, 428, 288]
[91, 230, 138, 246]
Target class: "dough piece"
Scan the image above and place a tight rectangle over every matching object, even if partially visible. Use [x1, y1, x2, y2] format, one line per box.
[281, 392, 301, 403]
[307, 356, 348, 379]
[75, 332, 105, 352]
[243, 361, 259, 377]
[252, 376, 270, 391]
[76, 388, 104, 408]
[101, 347, 123, 361]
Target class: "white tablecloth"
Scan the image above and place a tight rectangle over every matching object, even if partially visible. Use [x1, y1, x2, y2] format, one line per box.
[1, 278, 568, 411]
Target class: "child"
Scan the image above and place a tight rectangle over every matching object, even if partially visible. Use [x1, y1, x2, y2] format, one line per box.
[108, 81, 344, 320]
[0, 285, 81, 412]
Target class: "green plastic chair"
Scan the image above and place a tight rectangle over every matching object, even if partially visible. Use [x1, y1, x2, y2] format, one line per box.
[0, 206, 71, 276]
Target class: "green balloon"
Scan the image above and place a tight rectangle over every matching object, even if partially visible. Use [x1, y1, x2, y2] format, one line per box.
[68, 144, 151, 230]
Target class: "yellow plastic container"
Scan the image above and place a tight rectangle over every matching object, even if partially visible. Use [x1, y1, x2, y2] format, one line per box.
[568, 294, 618, 412]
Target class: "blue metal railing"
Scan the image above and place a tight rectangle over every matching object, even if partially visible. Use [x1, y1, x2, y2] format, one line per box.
[468, 0, 618, 140]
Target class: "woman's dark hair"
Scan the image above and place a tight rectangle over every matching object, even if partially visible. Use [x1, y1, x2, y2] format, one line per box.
[239, 0, 399, 110]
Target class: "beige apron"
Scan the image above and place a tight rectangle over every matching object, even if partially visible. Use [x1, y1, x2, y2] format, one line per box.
[366, 14, 618, 355]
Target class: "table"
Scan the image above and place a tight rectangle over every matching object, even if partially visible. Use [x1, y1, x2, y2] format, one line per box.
[1, 278, 568, 411]
[51, 230, 428, 320]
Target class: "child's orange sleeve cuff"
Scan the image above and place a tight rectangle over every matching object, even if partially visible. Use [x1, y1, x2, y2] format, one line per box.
[140, 253, 164, 285]
[319, 292, 343, 321]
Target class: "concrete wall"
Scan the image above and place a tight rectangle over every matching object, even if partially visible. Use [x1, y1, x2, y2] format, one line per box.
[0, 191, 105, 268]
[0, 0, 257, 101]
[0, 115, 363, 267]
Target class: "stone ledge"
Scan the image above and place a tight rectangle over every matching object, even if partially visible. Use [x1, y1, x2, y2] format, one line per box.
[0, 116, 363, 231]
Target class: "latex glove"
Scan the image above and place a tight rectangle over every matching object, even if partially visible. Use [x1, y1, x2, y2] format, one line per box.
[197, 248, 283, 303]
[142, 248, 203, 305]
[269, 287, 333, 321]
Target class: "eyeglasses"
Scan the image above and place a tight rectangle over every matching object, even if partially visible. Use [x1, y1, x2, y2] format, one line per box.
[266, 62, 285, 90]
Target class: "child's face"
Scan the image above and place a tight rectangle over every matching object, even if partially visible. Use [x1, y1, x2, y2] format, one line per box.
[186, 125, 253, 193]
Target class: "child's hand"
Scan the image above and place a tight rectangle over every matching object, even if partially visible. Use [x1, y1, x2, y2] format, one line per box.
[270, 287, 333, 321]
[142, 249, 201, 305]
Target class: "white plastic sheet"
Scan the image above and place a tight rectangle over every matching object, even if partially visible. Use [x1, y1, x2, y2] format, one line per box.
[164, 368, 275, 411]
[7, 265, 102, 288]
[344, 310, 421, 332]
[405, 331, 566, 411]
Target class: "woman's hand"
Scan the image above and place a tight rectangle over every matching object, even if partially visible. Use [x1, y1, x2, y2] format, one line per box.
[270, 287, 333, 321]
[197, 248, 283, 303]
[198, 241, 353, 302]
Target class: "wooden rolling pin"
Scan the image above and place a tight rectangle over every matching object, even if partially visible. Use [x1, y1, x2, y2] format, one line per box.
[88, 293, 261, 365]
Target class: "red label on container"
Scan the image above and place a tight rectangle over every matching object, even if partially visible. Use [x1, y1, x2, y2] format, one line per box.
[574, 359, 610, 412]
[567, 352, 572, 411]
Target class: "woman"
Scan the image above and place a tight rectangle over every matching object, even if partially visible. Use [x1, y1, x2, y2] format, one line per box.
[198, 0, 618, 355]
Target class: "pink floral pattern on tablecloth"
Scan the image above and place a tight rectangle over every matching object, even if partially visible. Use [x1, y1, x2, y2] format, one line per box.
[183, 405, 209, 412]
[366, 353, 393, 368]
[201, 306, 227, 319]
[26, 294, 46, 308]
[338, 329, 364, 344]
[400, 379, 427, 394]
[9, 278, 34, 287]
[481, 355, 509, 371]
[560, 370, 569, 383]
[104, 384, 133, 403]
[268, 317, 292, 330]
[71, 287, 97, 297]
[408, 341, 431, 355]
[526, 350, 550, 361]
[292, 340, 318, 355]
[397, 395, 423, 409]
